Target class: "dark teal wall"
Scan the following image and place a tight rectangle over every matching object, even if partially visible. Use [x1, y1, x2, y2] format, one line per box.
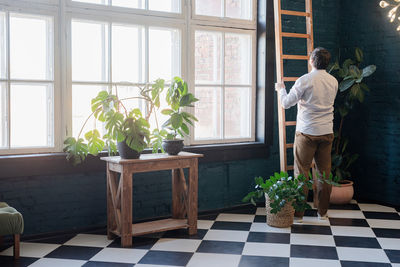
[0, 0, 344, 236]
[339, 0, 400, 205]
[0, 158, 280, 236]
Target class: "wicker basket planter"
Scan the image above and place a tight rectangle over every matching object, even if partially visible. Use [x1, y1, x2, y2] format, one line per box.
[265, 193, 295, 228]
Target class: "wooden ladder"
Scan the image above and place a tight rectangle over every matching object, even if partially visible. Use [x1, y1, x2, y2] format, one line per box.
[274, 0, 314, 172]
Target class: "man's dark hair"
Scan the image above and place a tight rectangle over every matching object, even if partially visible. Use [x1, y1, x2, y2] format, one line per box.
[310, 47, 331, 69]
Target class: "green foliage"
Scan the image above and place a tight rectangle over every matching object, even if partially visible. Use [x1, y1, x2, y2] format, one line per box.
[162, 77, 199, 140]
[328, 48, 376, 182]
[64, 89, 151, 165]
[243, 172, 312, 214]
[243, 172, 339, 214]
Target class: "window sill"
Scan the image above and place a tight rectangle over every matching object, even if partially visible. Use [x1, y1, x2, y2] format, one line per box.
[0, 142, 270, 178]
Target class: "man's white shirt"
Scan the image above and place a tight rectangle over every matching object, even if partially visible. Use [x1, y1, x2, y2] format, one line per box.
[279, 69, 338, 136]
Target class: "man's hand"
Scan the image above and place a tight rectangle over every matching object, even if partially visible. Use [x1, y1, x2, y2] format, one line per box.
[275, 82, 285, 92]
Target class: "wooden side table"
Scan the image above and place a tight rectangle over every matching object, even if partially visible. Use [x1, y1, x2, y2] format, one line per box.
[101, 152, 203, 247]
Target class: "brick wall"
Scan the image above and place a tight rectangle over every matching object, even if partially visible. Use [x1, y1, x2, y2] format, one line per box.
[339, 0, 400, 205]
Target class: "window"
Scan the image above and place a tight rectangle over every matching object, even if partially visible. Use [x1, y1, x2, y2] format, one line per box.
[70, 19, 181, 137]
[191, 0, 256, 144]
[0, 10, 55, 152]
[0, 0, 256, 154]
[73, 0, 181, 13]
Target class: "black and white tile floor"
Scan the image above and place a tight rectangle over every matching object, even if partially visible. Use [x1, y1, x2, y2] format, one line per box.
[1, 200, 400, 267]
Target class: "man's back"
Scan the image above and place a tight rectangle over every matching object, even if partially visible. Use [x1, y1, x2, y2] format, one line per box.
[296, 69, 338, 136]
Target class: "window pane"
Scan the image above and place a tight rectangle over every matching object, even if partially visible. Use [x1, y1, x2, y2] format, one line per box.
[72, 20, 109, 82]
[0, 83, 6, 148]
[195, 87, 221, 140]
[195, 31, 222, 84]
[112, 24, 144, 83]
[149, 28, 180, 82]
[0, 13, 6, 79]
[10, 83, 53, 147]
[149, 0, 180, 13]
[224, 87, 251, 138]
[225, 33, 252, 85]
[10, 14, 53, 80]
[112, 0, 143, 9]
[72, 84, 108, 138]
[195, 0, 223, 17]
[226, 0, 252, 20]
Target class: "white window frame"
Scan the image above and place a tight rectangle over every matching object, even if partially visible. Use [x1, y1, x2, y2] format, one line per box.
[0, 2, 61, 155]
[189, 25, 256, 145]
[190, 0, 257, 29]
[64, 1, 187, 140]
[188, 0, 257, 145]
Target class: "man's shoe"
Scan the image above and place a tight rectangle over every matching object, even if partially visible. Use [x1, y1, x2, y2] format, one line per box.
[318, 213, 328, 220]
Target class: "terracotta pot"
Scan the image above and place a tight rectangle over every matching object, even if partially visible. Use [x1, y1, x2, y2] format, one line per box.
[330, 180, 354, 204]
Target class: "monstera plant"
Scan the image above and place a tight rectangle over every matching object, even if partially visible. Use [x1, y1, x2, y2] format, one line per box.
[64, 80, 165, 165]
[328, 48, 376, 203]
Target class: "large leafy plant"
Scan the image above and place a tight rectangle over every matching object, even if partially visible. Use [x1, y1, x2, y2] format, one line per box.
[64, 82, 164, 165]
[243, 172, 313, 214]
[243, 172, 338, 213]
[328, 48, 376, 181]
[161, 77, 199, 140]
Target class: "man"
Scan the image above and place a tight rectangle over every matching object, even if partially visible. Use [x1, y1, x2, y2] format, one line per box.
[275, 47, 338, 220]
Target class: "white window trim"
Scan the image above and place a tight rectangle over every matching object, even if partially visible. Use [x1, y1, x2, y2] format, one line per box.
[188, 25, 256, 145]
[0, 3, 61, 155]
[190, 0, 257, 30]
[64, 6, 187, 140]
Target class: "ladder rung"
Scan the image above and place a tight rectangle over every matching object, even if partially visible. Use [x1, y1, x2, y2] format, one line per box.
[285, 121, 296, 126]
[280, 10, 310, 17]
[283, 77, 299, 82]
[281, 32, 310, 39]
[287, 165, 294, 171]
[282, 54, 309, 60]
[286, 143, 294, 149]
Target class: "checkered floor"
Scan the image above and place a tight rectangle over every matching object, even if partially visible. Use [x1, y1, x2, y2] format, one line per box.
[1, 201, 400, 267]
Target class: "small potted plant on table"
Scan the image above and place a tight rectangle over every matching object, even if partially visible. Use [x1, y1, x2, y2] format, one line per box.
[160, 77, 199, 155]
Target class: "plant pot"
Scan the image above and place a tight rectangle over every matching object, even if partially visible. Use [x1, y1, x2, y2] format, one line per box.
[162, 139, 184, 155]
[117, 141, 141, 159]
[265, 193, 294, 228]
[330, 180, 354, 204]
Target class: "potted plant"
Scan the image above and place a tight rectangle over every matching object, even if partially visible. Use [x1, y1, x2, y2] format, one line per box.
[243, 172, 313, 228]
[328, 47, 376, 204]
[160, 77, 199, 155]
[63, 81, 164, 164]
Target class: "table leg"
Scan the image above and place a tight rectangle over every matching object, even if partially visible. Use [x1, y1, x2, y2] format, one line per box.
[188, 159, 198, 235]
[172, 169, 185, 219]
[107, 165, 117, 240]
[120, 167, 133, 247]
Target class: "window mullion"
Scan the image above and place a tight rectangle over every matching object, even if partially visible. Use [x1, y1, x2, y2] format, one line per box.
[5, 11, 10, 149]
[108, 21, 112, 92]
[221, 32, 225, 140]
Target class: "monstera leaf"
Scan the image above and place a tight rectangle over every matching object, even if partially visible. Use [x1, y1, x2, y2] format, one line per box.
[84, 129, 105, 156]
[63, 137, 89, 165]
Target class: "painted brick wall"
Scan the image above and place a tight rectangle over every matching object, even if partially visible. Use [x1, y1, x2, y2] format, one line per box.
[0, 0, 342, 236]
[339, 0, 400, 205]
